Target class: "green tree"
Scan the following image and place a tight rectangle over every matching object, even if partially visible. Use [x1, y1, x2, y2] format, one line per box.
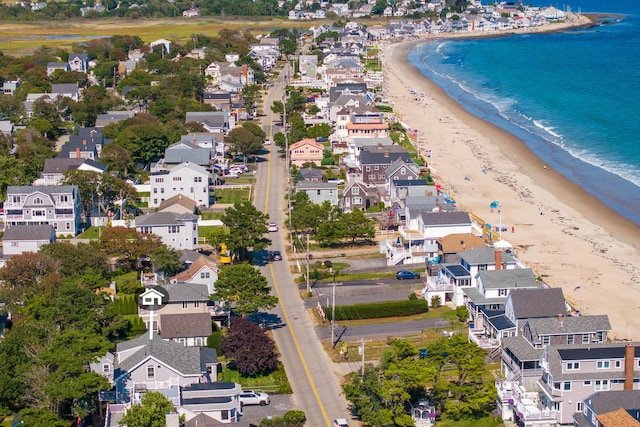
[339, 208, 375, 243]
[241, 83, 262, 114]
[221, 200, 270, 261]
[99, 227, 161, 271]
[224, 126, 263, 160]
[278, 38, 298, 60]
[100, 142, 134, 176]
[15, 408, 68, 427]
[119, 391, 175, 427]
[150, 245, 183, 277]
[214, 263, 277, 316]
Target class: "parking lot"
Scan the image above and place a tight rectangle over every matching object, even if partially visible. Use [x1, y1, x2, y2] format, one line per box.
[238, 394, 296, 425]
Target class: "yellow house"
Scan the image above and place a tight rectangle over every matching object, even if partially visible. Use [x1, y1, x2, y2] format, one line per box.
[289, 138, 324, 167]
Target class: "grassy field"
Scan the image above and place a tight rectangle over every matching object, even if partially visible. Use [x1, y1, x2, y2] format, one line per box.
[214, 188, 250, 204]
[0, 17, 286, 55]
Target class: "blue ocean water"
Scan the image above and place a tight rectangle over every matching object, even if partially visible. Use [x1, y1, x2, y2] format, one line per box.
[407, 0, 640, 226]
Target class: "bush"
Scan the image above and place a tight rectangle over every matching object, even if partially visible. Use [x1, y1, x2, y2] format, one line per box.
[283, 410, 306, 425]
[431, 295, 441, 308]
[207, 330, 223, 351]
[456, 305, 469, 322]
[328, 299, 428, 321]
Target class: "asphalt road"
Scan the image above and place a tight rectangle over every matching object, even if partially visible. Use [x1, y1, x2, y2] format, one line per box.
[250, 64, 351, 427]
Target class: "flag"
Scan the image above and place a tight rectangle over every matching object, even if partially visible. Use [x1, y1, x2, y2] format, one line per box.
[574, 286, 582, 292]
[490, 201, 499, 209]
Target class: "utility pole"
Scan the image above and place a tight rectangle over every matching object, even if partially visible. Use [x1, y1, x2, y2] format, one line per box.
[330, 268, 337, 348]
[306, 232, 310, 294]
[360, 339, 365, 378]
[283, 82, 294, 253]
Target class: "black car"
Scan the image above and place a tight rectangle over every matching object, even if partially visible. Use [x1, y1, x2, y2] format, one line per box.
[396, 270, 420, 280]
[271, 250, 282, 261]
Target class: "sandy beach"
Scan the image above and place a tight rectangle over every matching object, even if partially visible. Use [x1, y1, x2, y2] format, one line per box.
[382, 14, 640, 340]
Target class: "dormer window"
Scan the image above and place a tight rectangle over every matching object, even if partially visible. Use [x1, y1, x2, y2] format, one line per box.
[33, 197, 44, 205]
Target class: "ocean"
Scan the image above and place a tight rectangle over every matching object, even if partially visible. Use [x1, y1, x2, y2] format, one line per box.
[407, 0, 640, 226]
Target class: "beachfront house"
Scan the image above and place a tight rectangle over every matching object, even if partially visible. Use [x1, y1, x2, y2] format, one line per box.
[360, 145, 411, 185]
[342, 181, 379, 213]
[573, 390, 640, 426]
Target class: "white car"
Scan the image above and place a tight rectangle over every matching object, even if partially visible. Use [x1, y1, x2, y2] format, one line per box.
[239, 390, 270, 406]
[332, 419, 349, 427]
[264, 137, 271, 145]
[268, 222, 278, 232]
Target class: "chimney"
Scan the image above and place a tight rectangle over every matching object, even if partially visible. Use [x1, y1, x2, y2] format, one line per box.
[557, 313, 564, 326]
[242, 64, 248, 83]
[624, 344, 635, 390]
[378, 141, 382, 149]
[82, 139, 87, 146]
[495, 249, 502, 270]
[384, 150, 389, 158]
[75, 147, 80, 158]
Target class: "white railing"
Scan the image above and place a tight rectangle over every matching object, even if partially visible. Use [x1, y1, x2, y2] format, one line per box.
[387, 250, 410, 266]
[468, 332, 500, 348]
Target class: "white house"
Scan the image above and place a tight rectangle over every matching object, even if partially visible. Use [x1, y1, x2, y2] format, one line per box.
[136, 211, 199, 250]
[150, 38, 172, 54]
[3, 185, 82, 237]
[1, 225, 56, 266]
[149, 162, 211, 208]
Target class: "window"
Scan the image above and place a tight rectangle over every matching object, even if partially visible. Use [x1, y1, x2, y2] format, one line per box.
[582, 334, 590, 344]
[498, 289, 507, 296]
[221, 410, 229, 421]
[60, 195, 69, 203]
[66, 222, 71, 230]
[567, 362, 580, 370]
[194, 177, 202, 182]
[33, 197, 44, 205]
[34, 210, 45, 217]
[194, 301, 200, 308]
[552, 401, 560, 411]
[11, 241, 18, 247]
[182, 301, 188, 309]
[553, 382, 561, 390]
[147, 365, 155, 379]
[365, 166, 371, 171]
[583, 380, 591, 386]
[374, 165, 379, 170]
[200, 272, 210, 279]
[140, 227, 152, 234]
[103, 364, 110, 373]
[352, 187, 360, 195]
[567, 335, 574, 345]
[153, 188, 157, 194]
[173, 176, 182, 182]
[615, 360, 621, 368]
[577, 401, 583, 412]
[160, 188, 164, 194]
[168, 225, 179, 234]
[595, 380, 610, 391]
[155, 178, 164, 183]
[597, 361, 610, 369]
[563, 382, 571, 391]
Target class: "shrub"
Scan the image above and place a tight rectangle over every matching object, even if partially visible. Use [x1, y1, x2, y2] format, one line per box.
[207, 330, 223, 351]
[328, 299, 428, 321]
[283, 410, 306, 425]
[456, 305, 469, 322]
[431, 295, 441, 308]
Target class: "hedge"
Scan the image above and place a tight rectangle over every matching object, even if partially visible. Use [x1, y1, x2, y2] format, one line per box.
[328, 298, 428, 321]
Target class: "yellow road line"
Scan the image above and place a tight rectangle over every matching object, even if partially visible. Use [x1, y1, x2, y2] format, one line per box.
[263, 85, 332, 427]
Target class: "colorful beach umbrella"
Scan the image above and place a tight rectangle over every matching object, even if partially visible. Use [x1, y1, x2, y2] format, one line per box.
[489, 201, 499, 209]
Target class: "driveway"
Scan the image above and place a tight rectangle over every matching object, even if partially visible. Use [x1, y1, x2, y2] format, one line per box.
[238, 394, 296, 425]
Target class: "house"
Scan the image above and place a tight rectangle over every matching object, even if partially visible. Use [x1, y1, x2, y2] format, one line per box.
[160, 312, 212, 347]
[3, 185, 82, 237]
[149, 162, 212, 208]
[2, 80, 19, 95]
[164, 141, 213, 168]
[68, 53, 89, 73]
[384, 159, 421, 194]
[118, 59, 137, 76]
[289, 138, 324, 167]
[575, 390, 640, 427]
[185, 112, 234, 134]
[99, 333, 218, 404]
[35, 157, 106, 186]
[297, 167, 324, 182]
[342, 181, 378, 212]
[59, 127, 108, 160]
[437, 233, 487, 264]
[0, 121, 14, 136]
[295, 181, 338, 206]
[360, 145, 411, 185]
[150, 38, 172, 54]
[202, 91, 232, 110]
[136, 211, 199, 250]
[388, 179, 435, 202]
[158, 195, 197, 215]
[51, 83, 80, 102]
[46, 62, 70, 76]
[171, 254, 219, 294]
[179, 382, 243, 424]
[462, 268, 539, 317]
[95, 111, 135, 128]
[1, 225, 55, 265]
[138, 282, 215, 332]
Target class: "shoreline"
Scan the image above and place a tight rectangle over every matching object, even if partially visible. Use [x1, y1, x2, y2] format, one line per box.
[382, 14, 640, 340]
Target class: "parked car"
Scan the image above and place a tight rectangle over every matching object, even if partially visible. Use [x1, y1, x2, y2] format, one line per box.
[271, 250, 282, 261]
[239, 390, 270, 406]
[268, 222, 278, 232]
[332, 419, 349, 427]
[396, 270, 420, 280]
[327, 178, 345, 185]
[264, 137, 271, 145]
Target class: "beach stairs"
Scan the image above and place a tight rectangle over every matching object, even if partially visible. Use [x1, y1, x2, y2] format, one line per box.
[387, 250, 412, 266]
[487, 345, 503, 363]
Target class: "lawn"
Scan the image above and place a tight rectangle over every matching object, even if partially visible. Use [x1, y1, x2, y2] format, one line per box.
[77, 226, 106, 240]
[201, 211, 224, 220]
[222, 362, 291, 394]
[214, 188, 250, 204]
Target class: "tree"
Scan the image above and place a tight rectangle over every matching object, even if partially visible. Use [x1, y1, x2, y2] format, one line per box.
[150, 245, 183, 277]
[40, 242, 110, 282]
[220, 316, 278, 376]
[99, 227, 161, 270]
[241, 121, 266, 142]
[221, 200, 270, 261]
[100, 142, 133, 176]
[14, 408, 67, 427]
[340, 208, 375, 243]
[241, 84, 262, 114]
[0, 252, 60, 307]
[278, 38, 298, 60]
[119, 391, 175, 427]
[214, 264, 277, 316]
[224, 126, 263, 160]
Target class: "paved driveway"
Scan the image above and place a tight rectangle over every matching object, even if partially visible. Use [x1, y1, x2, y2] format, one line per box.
[238, 394, 296, 425]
